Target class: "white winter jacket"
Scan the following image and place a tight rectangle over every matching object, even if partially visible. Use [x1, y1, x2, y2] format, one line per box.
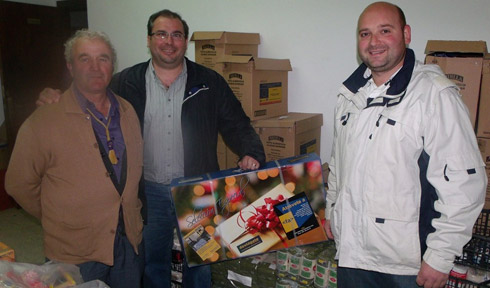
[326, 49, 487, 275]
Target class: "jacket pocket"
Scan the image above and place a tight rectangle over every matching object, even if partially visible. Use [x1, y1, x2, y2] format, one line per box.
[363, 216, 421, 270]
[445, 153, 484, 180]
[439, 152, 486, 205]
[377, 108, 421, 147]
[364, 109, 422, 222]
[59, 221, 95, 257]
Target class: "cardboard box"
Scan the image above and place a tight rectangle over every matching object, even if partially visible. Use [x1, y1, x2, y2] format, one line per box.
[218, 112, 322, 168]
[425, 40, 488, 128]
[477, 54, 490, 138]
[254, 112, 323, 162]
[220, 56, 292, 120]
[217, 136, 256, 171]
[191, 31, 260, 73]
[171, 153, 327, 266]
[0, 241, 15, 262]
[477, 137, 490, 209]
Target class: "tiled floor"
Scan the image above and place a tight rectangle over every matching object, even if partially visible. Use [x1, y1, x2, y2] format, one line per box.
[0, 207, 44, 264]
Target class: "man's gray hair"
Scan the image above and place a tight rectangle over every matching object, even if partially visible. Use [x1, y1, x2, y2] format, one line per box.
[64, 29, 117, 66]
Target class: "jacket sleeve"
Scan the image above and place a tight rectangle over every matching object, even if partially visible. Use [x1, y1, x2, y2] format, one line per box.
[216, 77, 265, 166]
[325, 134, 338, 220]
[326, 95, 344, 221]
[422, 84, 487, 273]
[5, 119, 46, 219]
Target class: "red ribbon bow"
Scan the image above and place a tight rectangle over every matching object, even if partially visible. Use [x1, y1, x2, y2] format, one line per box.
[237, 194, 288, 247]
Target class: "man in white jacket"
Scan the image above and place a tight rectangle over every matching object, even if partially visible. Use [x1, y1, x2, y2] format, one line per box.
[324, 2, 487, 288]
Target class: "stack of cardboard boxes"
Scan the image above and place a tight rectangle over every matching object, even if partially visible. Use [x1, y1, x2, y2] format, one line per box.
[191, 31, 323, 168]
[478, 53, 490, 208]
[189, 31, 326, 288]
[424, 40, 489, 208]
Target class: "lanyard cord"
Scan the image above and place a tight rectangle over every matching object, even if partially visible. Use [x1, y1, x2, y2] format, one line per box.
[86, 108, 118, 165]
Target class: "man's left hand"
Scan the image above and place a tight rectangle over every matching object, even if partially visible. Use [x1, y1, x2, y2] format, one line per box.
[416, 261, 448, 288]
[238, 156, 260, 170]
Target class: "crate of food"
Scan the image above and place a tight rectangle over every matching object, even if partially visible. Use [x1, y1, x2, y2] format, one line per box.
[446, 209, 490, 287]
[446, 275, 490, 288]
[455, 234, 490, 271]
[473, 209, 490, 237]
[454, 209, 490, 271]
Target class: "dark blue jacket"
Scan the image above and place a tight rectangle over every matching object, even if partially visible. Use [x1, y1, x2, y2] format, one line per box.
[110, 57, 265, 178]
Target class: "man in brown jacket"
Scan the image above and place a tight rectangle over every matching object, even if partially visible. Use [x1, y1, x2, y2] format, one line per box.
[5, 30, 144, 288]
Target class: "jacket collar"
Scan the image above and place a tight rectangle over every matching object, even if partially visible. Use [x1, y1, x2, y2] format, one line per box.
[184, 57, 211, 101]
[63, 84, 86, 114]
[120, 60, 150, 94]
[342, 48, 415, 100]
[63, 83, 127, 114]
[184, 57, 200, 89]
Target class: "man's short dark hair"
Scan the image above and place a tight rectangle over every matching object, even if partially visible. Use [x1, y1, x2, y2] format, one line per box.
[147, 9, 189, 39]
[394, 4, 406, 28]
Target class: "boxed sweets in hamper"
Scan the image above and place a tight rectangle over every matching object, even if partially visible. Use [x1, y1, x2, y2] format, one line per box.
[170, 153, 327, 267]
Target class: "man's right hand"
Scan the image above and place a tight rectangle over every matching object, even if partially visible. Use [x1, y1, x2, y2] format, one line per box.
[324, 219, 334, 240]
[416, 261, 448, 288]
[36, 88, 62, 107]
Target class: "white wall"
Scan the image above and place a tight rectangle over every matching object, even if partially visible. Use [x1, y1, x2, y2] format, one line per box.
[88, 0, 490, 164]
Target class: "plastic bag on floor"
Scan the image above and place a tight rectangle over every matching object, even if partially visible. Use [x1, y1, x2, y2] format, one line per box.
[0, 260, 83, 288]
[74, 280, 110, 288]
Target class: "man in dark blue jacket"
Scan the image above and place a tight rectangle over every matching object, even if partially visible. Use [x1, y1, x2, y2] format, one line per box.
[39, 9, 265, 288]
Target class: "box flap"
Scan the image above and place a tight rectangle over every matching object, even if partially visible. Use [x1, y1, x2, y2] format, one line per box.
[221, 32, 260, 44]
[191, 31, 225, 41]
[191, 31, 260, 44]
[217, 57, 292, 71]
[425, 40, 488, 55]
[294, 113, 323, 134]
[254, 58, 292, 71]
[254, 112, 323, 134]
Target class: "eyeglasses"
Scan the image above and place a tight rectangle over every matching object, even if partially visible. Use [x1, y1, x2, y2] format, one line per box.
[150, 31, 185, 41]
